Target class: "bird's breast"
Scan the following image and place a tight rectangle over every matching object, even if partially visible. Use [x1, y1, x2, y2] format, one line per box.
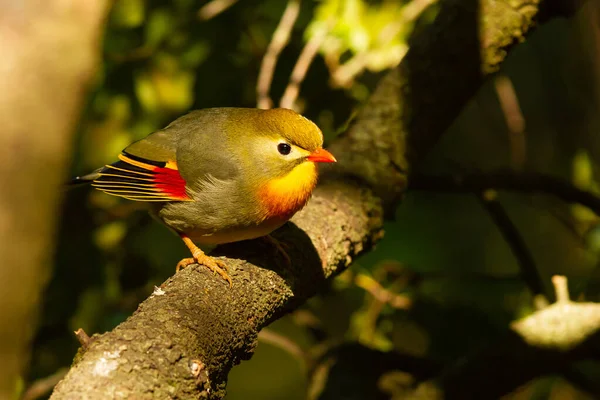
[258, 161, 318, 220]
[156, 161, 318, 246]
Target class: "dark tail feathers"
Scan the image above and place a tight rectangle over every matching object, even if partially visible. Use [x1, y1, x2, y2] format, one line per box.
[67, 169, 102, 186]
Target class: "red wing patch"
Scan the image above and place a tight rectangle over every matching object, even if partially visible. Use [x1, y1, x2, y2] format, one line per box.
[92, 152, 191, 202]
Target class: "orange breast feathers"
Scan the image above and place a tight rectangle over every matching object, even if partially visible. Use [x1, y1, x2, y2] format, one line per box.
[259, 161, 318, 220]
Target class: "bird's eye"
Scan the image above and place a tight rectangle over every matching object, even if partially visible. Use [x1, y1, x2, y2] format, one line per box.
[277, 143, 292, 155]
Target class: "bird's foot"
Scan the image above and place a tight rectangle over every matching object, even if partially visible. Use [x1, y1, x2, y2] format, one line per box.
[178, 234, 232, 286]
[176, 251, 232, 287]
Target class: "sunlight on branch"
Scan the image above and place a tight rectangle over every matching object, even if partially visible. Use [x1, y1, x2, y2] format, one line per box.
[198, 0, 238, 21]
[280, 19, 333, 110]
[512, 275, 600, 351]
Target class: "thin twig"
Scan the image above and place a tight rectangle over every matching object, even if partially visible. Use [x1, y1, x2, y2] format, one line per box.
[495, 75, 527, 169]
[292, 309, 328, 342]
[198, 0, 238, 21]
[353, 269, 413, 345]
[331, 52, 371, 88]
[256, 0, 301, 109]
[258, 328, 310, 368]
[22, 368, 68, 400]
[478, 190, 548, 307]
[74, 328, 92, 349]
[552, 275, 570, 303]
[410, 171, 600, 216]
[355, 273, 412, 309]
[279, 20, 332, 110]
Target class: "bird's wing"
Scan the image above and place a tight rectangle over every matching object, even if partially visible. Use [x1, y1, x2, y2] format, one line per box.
[92, 130, 192, 202]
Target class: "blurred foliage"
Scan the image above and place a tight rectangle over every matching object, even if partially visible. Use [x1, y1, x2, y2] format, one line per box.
[25, 0, 600, 399]
[308, 0, 438, 87]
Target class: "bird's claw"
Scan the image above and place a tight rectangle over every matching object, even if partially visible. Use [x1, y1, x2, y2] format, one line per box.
[176, 257, 196, 272]
[176, 253, 232, 287]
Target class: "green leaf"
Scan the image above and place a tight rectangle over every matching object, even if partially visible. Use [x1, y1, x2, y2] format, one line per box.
[111, 0, 145, 28]
[145, 9, 174, 48]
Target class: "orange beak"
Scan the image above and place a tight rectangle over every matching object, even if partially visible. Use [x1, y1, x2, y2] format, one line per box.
[307, 148, 336, 163]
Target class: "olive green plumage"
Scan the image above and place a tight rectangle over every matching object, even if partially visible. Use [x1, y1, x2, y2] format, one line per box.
[126, 107, 323, 181]
[78, 108, 326, 245]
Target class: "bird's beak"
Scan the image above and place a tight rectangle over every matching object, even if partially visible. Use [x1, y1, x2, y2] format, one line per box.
[307, 148, 337, 163]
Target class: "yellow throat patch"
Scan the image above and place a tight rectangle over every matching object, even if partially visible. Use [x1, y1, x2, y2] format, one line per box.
[260, 161, 318, 219]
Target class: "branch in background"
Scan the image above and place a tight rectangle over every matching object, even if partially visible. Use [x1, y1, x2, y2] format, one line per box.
[410, 171, 600, 216]
[329, 0, 544, 213]
[478, 190, 549, 308]
[407, 276, 600, 400]
[495, 75, 527, 169]
[309, 342, 442, 400]
[256, 0, 301, 109]
[22, 369, 68, 400]
[279, 19, 332, 110]
[354, 273, 413, 310]
[306, 275, 600, 400]
[258, 328, 309, 369]
[198, 0, 238, 21]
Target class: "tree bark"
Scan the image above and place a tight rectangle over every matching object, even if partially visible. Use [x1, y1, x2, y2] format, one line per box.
[49, 0, 591, 399]
[0, 1, 108, 397]
[328, 0, 543, 212]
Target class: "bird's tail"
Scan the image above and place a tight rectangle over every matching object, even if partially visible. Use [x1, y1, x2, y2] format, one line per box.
[68, 169, 102, 186]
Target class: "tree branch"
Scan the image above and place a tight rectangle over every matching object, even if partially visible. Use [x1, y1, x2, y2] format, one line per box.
[49, 0, 583, 398]
[410, 171, 600, 216]
[478, 191, 548, 305]
[328, 0, 543, 213]
[51, 182, 384, 399]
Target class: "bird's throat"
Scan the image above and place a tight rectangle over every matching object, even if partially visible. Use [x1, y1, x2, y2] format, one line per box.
[259, 161, 318, 220]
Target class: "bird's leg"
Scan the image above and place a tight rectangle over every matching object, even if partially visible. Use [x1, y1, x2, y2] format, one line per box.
[262, 235, 292, 272]
[176, 234, 232, 287]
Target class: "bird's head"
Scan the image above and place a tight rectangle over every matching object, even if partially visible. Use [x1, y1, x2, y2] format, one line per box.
[236, 108, 336, 218]
[245, 108, 335, 178]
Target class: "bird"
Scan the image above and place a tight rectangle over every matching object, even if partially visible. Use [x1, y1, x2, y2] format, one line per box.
[71, 107, 336, 286]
